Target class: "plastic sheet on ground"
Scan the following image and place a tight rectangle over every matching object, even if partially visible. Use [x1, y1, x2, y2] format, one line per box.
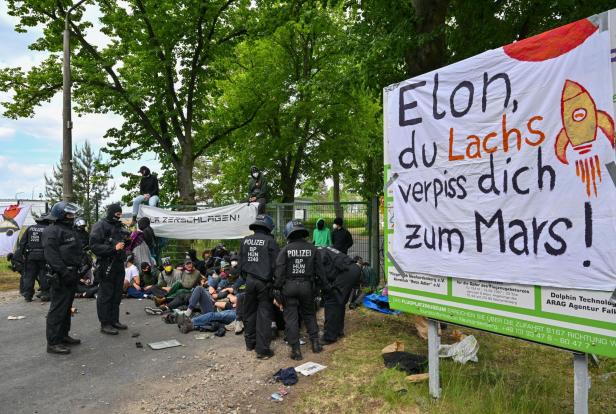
[295, 362, 327, 376]
[362, 293, 401, 315]
[148, 339, 183, 350]
[438, 335, 479, 364]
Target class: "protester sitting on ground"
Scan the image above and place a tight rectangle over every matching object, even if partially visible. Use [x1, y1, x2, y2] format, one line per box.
[156, 257, 180, 293]
[349, 257, 379, 309]
[137, 217, 157, 261]
[154, 259, 202, 306]
[313, 218, 332, 247]
[127, 262, 165, 299]
[248, 166, 269, 214]
[206, 244, 228, 269]
[332, 217, 353, 254]
[186, 249, 206, 275]
[130, 166, 160, 226]
[75, 266, 98, 298]
[124, 255, 139, 292]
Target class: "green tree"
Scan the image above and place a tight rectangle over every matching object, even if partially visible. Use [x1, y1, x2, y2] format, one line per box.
[44, 141, 115, 226]
[1, 0, 258, 205]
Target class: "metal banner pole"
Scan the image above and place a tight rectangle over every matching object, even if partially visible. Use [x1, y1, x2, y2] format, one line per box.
[427, 319, 441, 399]
[573, 353, 589, 414]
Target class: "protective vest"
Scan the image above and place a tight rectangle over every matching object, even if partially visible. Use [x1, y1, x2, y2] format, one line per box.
[239, 232, 279, 281]
[281, 240, 318, 280]
[25, 224, 46, 261]
[318, 246, 353, 282]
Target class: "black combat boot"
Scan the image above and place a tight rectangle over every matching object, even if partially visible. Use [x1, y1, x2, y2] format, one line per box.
[290, 343, 303, 360]
[62, 335, 81, 345]
[311, 338, 323, 353]
[47, 344, 71, 354]
[101, 324, 119, 335]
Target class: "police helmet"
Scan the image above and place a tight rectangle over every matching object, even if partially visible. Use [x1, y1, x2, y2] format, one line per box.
[249, 214, 274, 232]
[75, 217, 87, 229]
[49, 201, 81, 221]
[283, 219, 309, 240]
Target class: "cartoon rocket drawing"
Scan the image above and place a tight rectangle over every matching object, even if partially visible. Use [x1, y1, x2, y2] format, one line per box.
[555, 80, 614, 164]
[0, 204, 22, 237]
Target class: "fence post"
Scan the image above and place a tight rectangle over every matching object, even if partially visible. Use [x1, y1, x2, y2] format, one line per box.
[370, 196, 380, 277]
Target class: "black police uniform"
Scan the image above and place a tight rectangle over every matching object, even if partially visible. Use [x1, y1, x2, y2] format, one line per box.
[17, 222, 49, 301]
[42, 220, 82, 347]
[239, 227, 279, 355]
[274, 238, 329, 350]
[319, 247, 361, 343]
[90, 207, 128, 330]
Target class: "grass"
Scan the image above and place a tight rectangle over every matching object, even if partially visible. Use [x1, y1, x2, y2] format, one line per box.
[0, 257, 19, 291]
[294, 310, 616, 414]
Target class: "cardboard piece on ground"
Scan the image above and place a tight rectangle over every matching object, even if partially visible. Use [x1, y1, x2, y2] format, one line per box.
[295, 362, 327, 376]
[148, 339, 183, 350]
[382, 340, 404, 354]
[405, 373, 430, 383]
[414, 316, 428, 340]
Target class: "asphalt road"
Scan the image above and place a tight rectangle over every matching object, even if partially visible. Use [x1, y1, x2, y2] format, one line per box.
[0, 294, 230, 414]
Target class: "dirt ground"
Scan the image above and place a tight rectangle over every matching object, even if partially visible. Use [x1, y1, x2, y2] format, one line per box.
[0, 289, 352, 414]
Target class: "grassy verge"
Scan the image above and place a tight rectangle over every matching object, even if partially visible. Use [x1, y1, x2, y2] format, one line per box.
[0, 257, 19, 291]
[294, 310, 616, 414]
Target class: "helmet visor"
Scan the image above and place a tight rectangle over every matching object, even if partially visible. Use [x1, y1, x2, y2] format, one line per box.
[64, 203, 82, 215]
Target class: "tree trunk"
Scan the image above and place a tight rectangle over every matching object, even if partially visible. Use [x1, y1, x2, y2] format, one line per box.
[332, 167, 343, 219]
[406, 0, 450, 77]
[176, 155, 196, 207]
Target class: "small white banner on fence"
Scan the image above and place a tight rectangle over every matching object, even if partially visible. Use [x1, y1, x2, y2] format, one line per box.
[138, 203, 258, 240]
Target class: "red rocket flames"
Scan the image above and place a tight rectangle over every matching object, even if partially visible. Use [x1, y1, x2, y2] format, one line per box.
[554, 80, 615, 197]
[2, 205, 21, 220]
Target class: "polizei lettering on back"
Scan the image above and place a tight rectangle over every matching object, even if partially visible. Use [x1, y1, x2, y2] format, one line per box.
[244, 239, 265, 246]
[287, 249, 312, 257]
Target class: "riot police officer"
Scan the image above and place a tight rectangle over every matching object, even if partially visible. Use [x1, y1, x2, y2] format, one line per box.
[90, 203, 129, 335]
[273, 220, 330, 360]
[42, 201, 83, 354]
[239, 214, 279, 359]
[318, 247, 361, 344]
[17, 215, 51, 302]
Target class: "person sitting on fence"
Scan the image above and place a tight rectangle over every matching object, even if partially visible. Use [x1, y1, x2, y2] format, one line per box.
[313, 218, 332, 247]
[137, 217, 157, 261]
[248, 166, 269, 214]
[124, 255, 139, 293]
[332, 217, 353, 254]
[130, 166, 160, 226]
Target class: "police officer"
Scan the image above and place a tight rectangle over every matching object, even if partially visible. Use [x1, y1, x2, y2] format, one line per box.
[74, 217, 90, 249]
[239, 214, 279, 359]
[17, 216, 51, 302]
[318, 247, 361, 344]
[90, 204, 129, 335]
[273, 220, 330, 360]
[42, 201, 83, 354]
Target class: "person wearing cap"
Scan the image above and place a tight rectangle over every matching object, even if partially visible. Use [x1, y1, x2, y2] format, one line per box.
[130, 166, 160, 226]
[42, 201, 83, 354]
[331, 217, 353, 254]
[248, 166, 269, 214]
[239, 214, 279, 359]
[16, 214, 51, 302]
[90, 203, 130, 336]
[274, 220, 331, 360]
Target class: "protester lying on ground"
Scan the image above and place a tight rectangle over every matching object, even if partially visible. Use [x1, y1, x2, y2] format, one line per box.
[175, 285, 237, 334]
[124, 255, 138, 292]
[130, 166, 160, 226]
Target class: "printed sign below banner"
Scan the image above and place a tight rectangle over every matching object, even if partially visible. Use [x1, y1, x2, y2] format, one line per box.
[138, 203, 258, 240]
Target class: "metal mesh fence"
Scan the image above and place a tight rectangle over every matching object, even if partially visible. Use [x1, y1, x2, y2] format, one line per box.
[156, 202, 372, 266]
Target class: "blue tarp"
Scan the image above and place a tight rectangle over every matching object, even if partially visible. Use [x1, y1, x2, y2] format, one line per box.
[363, 293, 401, 315]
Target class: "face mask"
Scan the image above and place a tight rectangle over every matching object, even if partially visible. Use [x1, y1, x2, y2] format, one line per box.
[231, 260, 238, 267]
[251, 172, 259, 179]
[164, 266, 172, 273]
[333, 224, 339, 229]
